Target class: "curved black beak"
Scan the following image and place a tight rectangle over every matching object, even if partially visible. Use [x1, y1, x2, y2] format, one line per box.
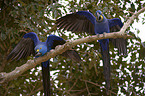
[35, 52, 42, 57]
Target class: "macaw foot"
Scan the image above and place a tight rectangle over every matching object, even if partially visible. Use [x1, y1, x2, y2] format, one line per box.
[103, 32, 107, 37]
[97, 34, 100, 38]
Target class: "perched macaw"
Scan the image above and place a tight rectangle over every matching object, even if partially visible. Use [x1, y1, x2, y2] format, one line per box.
[7, 32, 81, 96]
[56, 10, 127, 95]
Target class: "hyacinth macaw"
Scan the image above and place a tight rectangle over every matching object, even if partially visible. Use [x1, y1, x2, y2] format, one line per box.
[56, 10, 127, 95]
[7, 32, 81, 96]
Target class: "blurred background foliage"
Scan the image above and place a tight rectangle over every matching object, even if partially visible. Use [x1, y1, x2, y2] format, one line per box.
[0, 0, 145, 95]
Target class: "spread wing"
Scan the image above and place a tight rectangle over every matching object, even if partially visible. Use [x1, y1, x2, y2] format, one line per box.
[7, 32, 39, 61]
[56, 11, 96, 35]
[46, 35, 66, 49]
[47, 35, 81, 62]
[108, 18, 127, 55]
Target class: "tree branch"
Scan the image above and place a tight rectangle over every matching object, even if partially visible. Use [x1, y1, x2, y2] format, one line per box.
[0, 7, 145, 83]
[120, 7, 145, 35]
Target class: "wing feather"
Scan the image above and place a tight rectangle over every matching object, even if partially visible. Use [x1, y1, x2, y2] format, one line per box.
[7, 38, 35, 61]
[56, 11, 95, 34]
[108, 19, 127, 55]
[7, 32, 39, 61]
[46, 35, 81, 62]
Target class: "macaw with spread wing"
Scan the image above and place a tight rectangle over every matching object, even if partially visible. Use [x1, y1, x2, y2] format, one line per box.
[7, 32, 81, 96]
[56, 10, 127, 95]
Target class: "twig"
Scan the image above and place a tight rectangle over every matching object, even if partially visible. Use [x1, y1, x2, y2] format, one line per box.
[68, 79, 78, 91]
[19, 30, 28, 33]
[28, 86, 43, 96]
[82, 79, 117, 95]
[43, 25, 57, 36]
[85, 81, 91, 96]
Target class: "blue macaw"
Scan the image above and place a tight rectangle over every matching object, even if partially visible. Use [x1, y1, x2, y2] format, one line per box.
[56, 10, 127, 95]
[7, 32, 81, 96]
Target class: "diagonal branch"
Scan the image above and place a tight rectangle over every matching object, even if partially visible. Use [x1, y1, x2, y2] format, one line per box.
[120, 7, 145, 35]
[0, 7, 145, 84]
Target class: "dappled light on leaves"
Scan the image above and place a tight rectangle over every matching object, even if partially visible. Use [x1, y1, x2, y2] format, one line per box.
[0, 0, 145, 96]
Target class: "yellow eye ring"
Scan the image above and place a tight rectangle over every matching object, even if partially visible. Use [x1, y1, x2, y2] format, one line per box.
[100, 15, 103, 19]
[37, 49, 39, 52]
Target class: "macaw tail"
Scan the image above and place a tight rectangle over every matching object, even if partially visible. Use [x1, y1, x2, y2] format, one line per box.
[41, 61, 50, 96]
[99, 39, 110, 95]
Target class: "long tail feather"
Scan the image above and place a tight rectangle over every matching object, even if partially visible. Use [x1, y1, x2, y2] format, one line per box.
[41, 61, 50, 96]
[100, 40, 110, 95]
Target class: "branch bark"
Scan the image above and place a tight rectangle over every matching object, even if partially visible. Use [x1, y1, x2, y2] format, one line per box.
[0, 7, 145, 84]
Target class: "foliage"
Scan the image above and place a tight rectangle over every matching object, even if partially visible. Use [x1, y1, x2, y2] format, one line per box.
[0, 0, 144, 95]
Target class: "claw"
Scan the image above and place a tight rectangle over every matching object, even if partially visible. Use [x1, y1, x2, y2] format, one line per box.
[103, 32, 106, 37]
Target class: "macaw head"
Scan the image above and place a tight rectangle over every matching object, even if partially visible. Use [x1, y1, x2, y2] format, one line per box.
[34, 44, 47, 57]
[95, 10, 105, 22]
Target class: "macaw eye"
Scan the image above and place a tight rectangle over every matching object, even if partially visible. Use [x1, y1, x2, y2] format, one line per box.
[96, 15, 103, 21]
[40, 47, 42, 49]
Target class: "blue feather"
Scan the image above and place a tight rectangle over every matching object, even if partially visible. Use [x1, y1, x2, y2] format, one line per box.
[77, 11, 96, 25]
[108, 18, 123, 28]
[23, 32, 39, 46]
[47, 34, 64, 49]
[42, 60, 50, 68]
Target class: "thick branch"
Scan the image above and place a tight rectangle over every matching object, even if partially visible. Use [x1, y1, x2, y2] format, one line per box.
[0, 7, 145, 83]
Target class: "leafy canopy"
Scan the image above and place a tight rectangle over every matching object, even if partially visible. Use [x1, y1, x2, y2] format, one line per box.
[0, 0, 144, 95]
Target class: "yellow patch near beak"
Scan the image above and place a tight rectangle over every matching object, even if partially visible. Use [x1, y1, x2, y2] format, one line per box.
[37, 49, 39, 52]
[100, 15, 103, 19]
